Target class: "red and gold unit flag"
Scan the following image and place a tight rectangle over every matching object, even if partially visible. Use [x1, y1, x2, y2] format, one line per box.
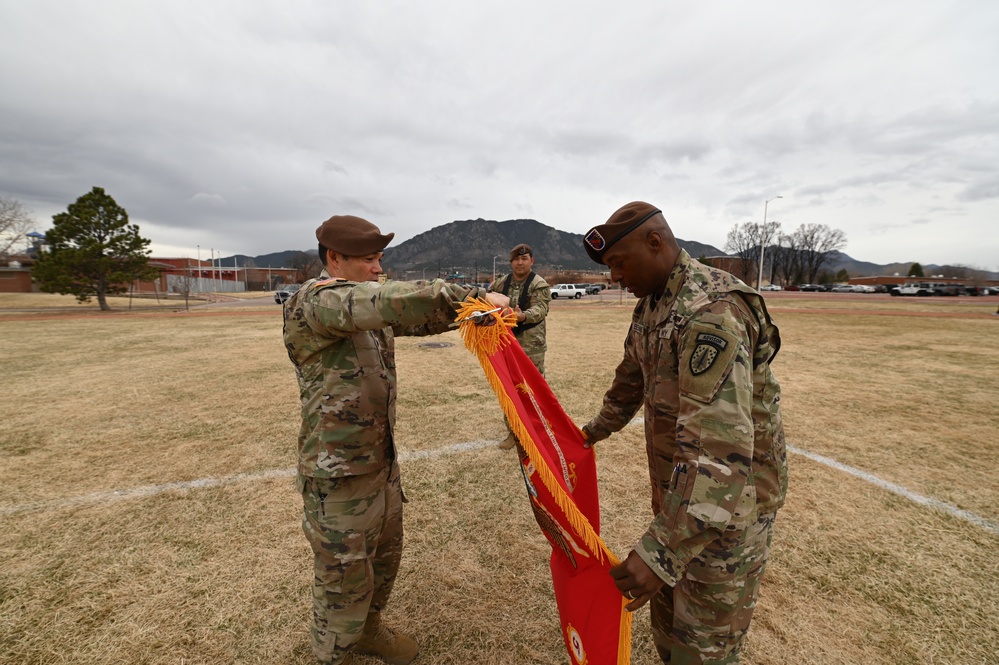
[457, 300, 631, 665]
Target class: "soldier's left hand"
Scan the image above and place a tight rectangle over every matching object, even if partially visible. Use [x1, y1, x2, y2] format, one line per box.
[485, 292, 510, 309]
[610, 550, 666, 611]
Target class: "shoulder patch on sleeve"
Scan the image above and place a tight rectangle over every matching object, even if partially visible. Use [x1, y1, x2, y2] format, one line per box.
[313, 277, 348, 289]
[679, 324, 740, 403]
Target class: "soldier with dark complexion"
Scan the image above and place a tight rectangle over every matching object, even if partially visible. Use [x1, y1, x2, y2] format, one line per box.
[283, 215, 508, 665]
[581, 202, 788, 664]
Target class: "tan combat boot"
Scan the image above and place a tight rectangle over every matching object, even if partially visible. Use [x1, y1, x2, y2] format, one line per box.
[355, 613, 419, 665]
[498, 432, 518, 450]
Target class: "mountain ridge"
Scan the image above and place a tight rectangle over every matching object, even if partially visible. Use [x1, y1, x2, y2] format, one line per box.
[218, 218, 998, 280]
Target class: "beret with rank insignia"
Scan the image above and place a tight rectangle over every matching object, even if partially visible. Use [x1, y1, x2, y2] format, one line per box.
[583, 201, 663, 264]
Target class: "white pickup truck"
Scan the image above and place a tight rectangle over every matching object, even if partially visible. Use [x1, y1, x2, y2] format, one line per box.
[892, 282, 935, 297]
[550, 283, 585, 299]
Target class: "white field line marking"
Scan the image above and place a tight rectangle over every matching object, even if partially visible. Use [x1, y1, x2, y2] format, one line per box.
[787, 444, 999, 535]
[4, 431, 998, 537]
[0, 440, 496, 517]
[627, 416, 999, 536]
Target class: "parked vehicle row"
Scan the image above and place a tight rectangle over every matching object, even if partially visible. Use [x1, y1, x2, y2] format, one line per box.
[784, 283, 884, 293]
[889, 282, 994, 296]
[277, 279, 994, 304]
[779, 281, 998, 296]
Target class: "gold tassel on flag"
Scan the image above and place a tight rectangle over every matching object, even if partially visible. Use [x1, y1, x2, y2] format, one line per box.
[456, 298, 633, 665]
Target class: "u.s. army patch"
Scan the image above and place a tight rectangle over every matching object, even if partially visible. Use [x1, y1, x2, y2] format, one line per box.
[690, 332, 728, 375]
[680, 326, 739, 403]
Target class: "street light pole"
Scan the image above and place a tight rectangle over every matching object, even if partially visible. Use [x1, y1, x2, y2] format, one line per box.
[757, 195, 782, 290]
[492, 255, 500, 283]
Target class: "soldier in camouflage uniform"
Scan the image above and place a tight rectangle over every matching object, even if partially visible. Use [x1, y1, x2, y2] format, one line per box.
[488, 243, 551, 449]
[283, 215, 509, 665]
[580, 202, 788, 665]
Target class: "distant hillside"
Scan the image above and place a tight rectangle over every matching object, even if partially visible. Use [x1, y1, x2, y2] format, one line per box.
[820, 251, 999, 280]
[224, 218, 725, 273]
[216, 222, 998, 281]
[225, 251, 314, 269]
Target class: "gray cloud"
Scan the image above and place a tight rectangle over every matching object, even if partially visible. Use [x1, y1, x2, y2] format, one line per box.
[1, 0, 998, 269]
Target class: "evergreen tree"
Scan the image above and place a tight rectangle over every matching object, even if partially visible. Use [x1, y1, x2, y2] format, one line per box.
[907, 262, 924, 277]
[33, 187, 158, 310]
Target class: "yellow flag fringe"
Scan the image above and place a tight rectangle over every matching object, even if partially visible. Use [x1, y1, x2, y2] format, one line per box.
[457, 298, 622, 567]
[457, 299, 633, 664]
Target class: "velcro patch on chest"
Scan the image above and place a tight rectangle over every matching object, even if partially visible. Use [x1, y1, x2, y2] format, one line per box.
[679, 326, 740, 403]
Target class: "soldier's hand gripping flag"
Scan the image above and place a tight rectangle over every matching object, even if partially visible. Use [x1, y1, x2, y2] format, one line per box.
[457, 299, 632, 665]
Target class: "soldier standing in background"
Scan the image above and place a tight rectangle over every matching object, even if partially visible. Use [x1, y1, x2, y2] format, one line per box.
[283, 215, 509, 665]
[580, 202, 788, 664]
[488, 243, 551, 449]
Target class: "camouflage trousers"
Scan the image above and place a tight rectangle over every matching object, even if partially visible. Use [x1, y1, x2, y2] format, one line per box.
[298, 463, 404, 665]
[651, 512, 776, 664]
[523, 348, 545, 377]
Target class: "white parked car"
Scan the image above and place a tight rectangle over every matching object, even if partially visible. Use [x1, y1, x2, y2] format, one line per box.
[551, 284, 585, 299]
[760, 284, 782, 291]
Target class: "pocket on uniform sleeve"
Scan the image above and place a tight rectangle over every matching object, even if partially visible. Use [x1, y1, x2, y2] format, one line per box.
[663, 462, 696, 538]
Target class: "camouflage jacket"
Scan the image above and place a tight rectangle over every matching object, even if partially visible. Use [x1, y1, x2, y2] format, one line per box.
[283, 272, 486, 479]
[584, 250, 787, 586]
[488, 272, 551, 360]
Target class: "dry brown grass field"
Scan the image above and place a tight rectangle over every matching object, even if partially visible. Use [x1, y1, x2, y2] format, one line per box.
[1, 293, 997, 664]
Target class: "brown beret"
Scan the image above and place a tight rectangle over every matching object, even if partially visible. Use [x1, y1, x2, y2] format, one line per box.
[316, 215, 394, 256]
[509, 243, 533, 261]
[583, 201, 662, 264]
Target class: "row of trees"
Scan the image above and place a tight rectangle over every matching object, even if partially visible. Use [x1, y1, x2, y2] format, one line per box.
[725, 221, 847, 286]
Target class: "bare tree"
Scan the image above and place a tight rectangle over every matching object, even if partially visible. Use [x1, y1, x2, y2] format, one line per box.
[725, 221, 783, 284]
[793, 223, 847, 283]
[169, 258, 198, 311]
[0, 196, 37, 261]
[937, 264, 971, 279]
[757, 220, 782, 286]
[724, 223, 761, 283]
[771, 232, 803, 286]
[289, 251, 323, 284]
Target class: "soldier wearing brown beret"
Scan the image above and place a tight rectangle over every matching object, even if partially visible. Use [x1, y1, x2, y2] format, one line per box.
[581, 201, 787, 664]
[284, 214, 509, 665]
[315, 215, 395, 259]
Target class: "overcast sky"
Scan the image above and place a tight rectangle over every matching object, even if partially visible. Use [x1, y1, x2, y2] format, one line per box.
[2, 1, 997, 269]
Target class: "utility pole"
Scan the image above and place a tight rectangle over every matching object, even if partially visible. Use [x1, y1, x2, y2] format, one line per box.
[757, 196, 782, 290]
